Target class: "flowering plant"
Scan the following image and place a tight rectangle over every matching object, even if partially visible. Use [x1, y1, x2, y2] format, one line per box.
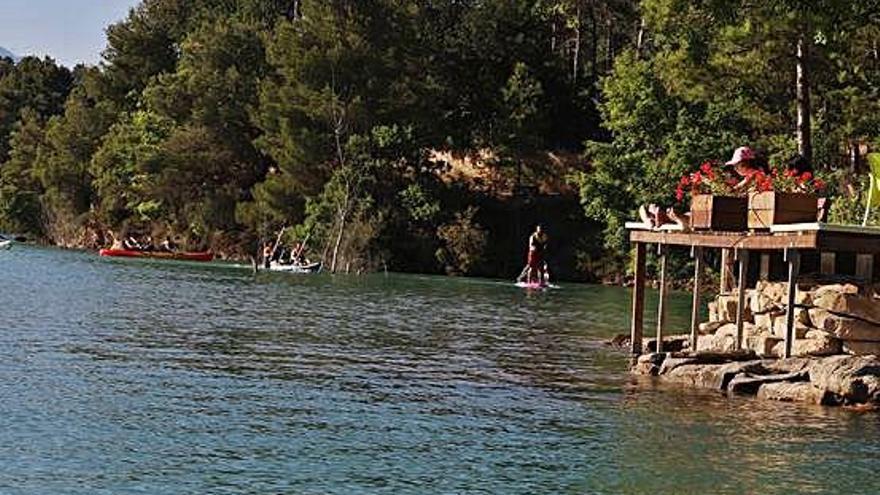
[676, 161, 738, 201]
[750, 167, 826, 194]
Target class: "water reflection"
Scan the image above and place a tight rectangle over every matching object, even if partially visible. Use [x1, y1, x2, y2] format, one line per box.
[1, 246, 877, 494]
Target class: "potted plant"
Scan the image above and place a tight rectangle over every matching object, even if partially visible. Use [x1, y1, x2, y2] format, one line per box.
[678, 161, 747, 231]
[747, 168, 826, 229]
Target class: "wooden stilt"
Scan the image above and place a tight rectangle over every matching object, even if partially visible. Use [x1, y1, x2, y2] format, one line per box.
[735, 249, 750, 351]
[820, 252, 835, 275]
[720, 248, 735, 294]
[630, 243, 646, 356]
[690, 246, 704, 352]
[759, 254, 770, 281]
[856, 254, 874, 281]
[656, 245, 669, 354]
[784, 248, 801, 359]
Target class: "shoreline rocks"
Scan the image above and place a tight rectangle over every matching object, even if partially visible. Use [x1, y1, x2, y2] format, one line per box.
[698, 281, 880, 358]
[633, 351, 880, 408]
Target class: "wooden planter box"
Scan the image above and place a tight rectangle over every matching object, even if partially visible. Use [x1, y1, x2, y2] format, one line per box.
[748, 192, 818, 229]
[690, 194, 748, 231]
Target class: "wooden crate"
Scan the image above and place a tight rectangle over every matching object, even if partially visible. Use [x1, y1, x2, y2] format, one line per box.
[748, 192, 818, 229]
[690, 194, 748, 231]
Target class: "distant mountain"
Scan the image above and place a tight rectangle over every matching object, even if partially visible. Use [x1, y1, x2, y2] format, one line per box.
[0, 47, 19, 62]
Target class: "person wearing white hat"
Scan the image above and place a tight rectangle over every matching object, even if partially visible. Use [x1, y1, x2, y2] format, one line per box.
[726, 146, 768, 192]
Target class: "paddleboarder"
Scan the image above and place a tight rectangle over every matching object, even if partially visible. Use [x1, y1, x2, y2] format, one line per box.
[517, 225, 548, 285]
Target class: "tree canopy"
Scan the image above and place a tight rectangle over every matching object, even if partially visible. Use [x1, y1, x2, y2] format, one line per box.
[0, 0, 876, 279]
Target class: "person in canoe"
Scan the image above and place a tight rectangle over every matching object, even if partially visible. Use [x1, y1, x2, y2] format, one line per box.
[262, 242, 273, 269]
[159, 236, 177, 252]
[123, 236, 143, 251]
[107, 231, 124, 250]
[291, 241, 311, 266]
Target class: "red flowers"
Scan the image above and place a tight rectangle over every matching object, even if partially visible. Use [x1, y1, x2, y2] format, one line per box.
[675, 158, 826, 201]
[752, 171, 774, 192]
[756, 166, 824, 193]
[675, 160, 735, 201]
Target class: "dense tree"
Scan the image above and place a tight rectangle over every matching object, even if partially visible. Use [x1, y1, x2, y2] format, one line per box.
[574, 0, 880, 270]
[0, 108, 45, 234]
[0, 0, 876, 280]
[0, 57, 72, 162]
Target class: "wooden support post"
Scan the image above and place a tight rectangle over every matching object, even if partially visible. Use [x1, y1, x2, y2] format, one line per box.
[735, 249, 750, 351]
[656, 245, 669, 354]
[759, 254, 770, 281]
[690, 246, 704, 353]
[720, 248, 735, 294]
[820, 252, 835, 275]
[784, 248, 801, 359]
[856, 254, 874, 281]
[630, 243, 646, 356]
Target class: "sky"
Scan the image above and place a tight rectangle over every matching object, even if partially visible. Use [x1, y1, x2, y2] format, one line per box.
[1, 0, 140, 67]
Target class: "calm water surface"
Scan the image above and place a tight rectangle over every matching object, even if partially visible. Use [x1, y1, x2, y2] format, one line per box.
[1, 246, 878, 494]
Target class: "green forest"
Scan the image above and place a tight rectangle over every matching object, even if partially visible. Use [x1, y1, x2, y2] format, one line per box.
[0, 0, 878, 280]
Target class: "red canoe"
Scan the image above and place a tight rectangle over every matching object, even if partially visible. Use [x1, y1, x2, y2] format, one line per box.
[99, 249, 214, 262]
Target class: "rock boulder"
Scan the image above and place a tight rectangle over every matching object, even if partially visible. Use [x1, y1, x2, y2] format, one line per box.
[756, 382, 831, 404]
[771, 331, 842, 357]
[812, 291, 880, 326]
[808, 355, 880, 404]
[842, 340, 880, 356]
[821, 315, 880, 342]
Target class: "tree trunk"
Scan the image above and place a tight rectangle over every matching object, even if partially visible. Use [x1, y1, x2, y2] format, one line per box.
[572, 3, 581, 84]
[605, 13, 613, 73]
[589, 3, 598, 82]
[330, 195, 349, 273]
[288, 0, 301, 20]
[635, 17, 646, 59]
[850, 140, 861, 172]
[796, 33, 812, 164]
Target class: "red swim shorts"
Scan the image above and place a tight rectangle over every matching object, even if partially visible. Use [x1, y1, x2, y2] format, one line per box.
[527, 250, 542, 268]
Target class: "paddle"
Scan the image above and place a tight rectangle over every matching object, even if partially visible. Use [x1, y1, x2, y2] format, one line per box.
[269, 226, 287, 262]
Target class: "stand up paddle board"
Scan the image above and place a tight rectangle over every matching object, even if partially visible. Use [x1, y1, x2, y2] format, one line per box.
[515, 281, 559, 290]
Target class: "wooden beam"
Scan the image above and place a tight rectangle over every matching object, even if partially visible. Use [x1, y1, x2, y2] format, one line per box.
[735, 249, 750, 351]
[721, 248, 735, 294]
[690, 246, 704, 352]
[630, 243, 646, 356]
[630, 229, 818, 250]
[630, 228, 880, 254]
[759, 253, 771, 281]
[656, 245, 669, 353]
[783, 249, 801, 358]
[817, 233, 880, 253]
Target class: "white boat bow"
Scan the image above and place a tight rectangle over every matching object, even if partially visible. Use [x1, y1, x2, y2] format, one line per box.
[268, 261, 321, 273]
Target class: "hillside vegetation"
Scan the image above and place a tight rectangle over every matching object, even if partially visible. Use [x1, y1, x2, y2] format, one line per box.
[0, 0, 877, 280]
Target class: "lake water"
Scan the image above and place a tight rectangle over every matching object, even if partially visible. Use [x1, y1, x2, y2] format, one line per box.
[1, 246, 878, 494]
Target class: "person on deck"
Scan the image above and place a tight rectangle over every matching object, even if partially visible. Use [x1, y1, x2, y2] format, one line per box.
[726, 146, 769, 192]
[526, 225, 548, 284]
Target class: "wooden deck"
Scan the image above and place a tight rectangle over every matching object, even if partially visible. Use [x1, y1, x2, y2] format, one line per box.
[627, 223, 880, 359]
[630, 224, 880, 253]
